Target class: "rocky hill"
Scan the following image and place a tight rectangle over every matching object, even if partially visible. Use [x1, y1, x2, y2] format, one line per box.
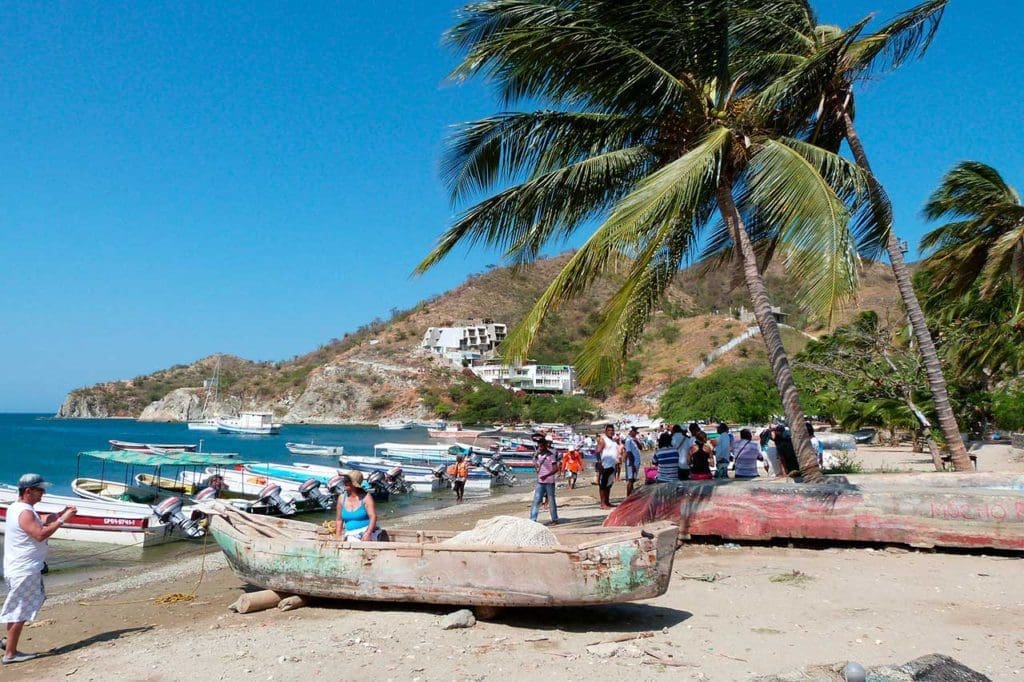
[57, 254, 905, 422]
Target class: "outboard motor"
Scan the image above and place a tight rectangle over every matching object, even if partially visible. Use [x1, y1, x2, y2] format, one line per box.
[384, 466, 412, 495]
[154, 496, 204, 538]
[366, 470, 389, 501]
[297, 478, 335, 511]
[483, 457, 517, 487]
[431, 464, 449, 482]
[256, 483, 296, 516]
[327, 474, 347, 496]
[195, 487, 220, 502]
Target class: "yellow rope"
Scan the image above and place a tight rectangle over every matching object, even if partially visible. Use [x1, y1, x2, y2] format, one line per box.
[80, 520, 212, 607]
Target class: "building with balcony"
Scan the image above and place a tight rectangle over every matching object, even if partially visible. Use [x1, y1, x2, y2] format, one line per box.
[420, 321, 508, 366]
[470, 362, 576, 395]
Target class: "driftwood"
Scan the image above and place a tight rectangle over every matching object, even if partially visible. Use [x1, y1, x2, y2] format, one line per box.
[643, 649, 696, 667]
[229, 590, 286, 614]
[586, 631, 654, 646]
[278, 595, 309, 611]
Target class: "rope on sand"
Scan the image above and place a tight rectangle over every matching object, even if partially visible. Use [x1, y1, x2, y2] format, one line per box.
[79, 526, 213, 607]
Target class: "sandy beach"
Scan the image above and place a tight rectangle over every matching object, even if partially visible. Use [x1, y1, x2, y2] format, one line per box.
[6, 443, 1024, 681]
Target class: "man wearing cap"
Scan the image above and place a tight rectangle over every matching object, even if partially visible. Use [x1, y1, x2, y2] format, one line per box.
[2, 474, 76, 664]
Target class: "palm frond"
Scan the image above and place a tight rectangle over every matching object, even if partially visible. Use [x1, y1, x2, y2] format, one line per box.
[498, 126, 729, 363]
[847, 0, 948, 80]
[575, 221, 698, 387]
[445, 0, 707, 115]
[415, 146, 654, 274]
[742, 137, 863, 325]
[747, 16, 870, 129]
[441, 111, 649, 204]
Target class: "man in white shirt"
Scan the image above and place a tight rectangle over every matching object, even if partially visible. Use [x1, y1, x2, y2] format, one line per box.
[2, 473, 76, 664]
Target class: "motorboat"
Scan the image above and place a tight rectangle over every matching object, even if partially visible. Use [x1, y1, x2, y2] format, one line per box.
[109, 440, 198, 454]
[0, 484, 193, 548]
[378, 420, 413, 431]
[216, 412, 282, 435]
[285, 441, 345, 457]
[243, 462, 410, 501]
[426, 422, 503, 441]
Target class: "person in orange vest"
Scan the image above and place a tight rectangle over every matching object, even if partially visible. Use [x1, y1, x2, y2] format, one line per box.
[561, 448, 584, 489]
[446, 454, 470, 503]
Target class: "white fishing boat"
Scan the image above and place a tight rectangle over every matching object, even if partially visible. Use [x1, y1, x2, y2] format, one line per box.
[285, 441, 345, 457]
[378, 419, 412, 431]
[0, 485, 193, 548]
[426, 422, 503, 441]
[188, 356, 223, 431]
[331, 457, 448, 493]
[361, 446, 516, 488]
[217, 412, 281, 435]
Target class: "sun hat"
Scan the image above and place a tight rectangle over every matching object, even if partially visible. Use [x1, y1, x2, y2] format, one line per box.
[345, 470, 364, 486]
[18, 473, 51, 490]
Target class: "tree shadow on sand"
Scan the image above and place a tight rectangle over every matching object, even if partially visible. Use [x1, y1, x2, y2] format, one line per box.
[41, 626, 154, 658]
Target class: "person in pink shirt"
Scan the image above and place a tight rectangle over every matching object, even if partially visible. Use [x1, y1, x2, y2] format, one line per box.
[529, 437, 560, 524]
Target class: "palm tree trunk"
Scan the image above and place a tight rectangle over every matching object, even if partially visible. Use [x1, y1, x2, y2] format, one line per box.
[716, 184, 824, 483]
[903, 394, 944, 471]
[842, 113, 973, 472]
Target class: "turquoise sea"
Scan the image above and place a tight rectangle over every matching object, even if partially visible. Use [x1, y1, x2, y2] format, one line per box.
[0, 414, 513, 578]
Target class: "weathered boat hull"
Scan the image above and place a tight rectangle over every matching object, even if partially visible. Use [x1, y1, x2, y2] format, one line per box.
[209, 511, 677, 607]
[605, 475, 1024, 552]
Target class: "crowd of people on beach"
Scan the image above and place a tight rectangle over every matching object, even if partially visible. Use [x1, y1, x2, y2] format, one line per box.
[520, 420, 827, 521]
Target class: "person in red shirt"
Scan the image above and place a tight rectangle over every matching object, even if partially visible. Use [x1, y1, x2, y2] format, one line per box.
[561, 448, 584, 489]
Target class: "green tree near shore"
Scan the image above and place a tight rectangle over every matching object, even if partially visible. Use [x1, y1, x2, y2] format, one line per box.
[795, 310, 945, 469]
[660, 366, 783, 425]
[417, 1, 894, 482]
[732, 0, 974, 471]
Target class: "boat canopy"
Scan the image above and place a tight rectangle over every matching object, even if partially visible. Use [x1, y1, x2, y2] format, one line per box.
[78, 450, 249, 467]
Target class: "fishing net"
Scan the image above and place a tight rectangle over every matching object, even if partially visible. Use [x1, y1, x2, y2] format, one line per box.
[445, 515, 558, 547]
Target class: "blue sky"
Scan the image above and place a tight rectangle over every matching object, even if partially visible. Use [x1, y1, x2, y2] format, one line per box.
[1, 1, 1021, 412]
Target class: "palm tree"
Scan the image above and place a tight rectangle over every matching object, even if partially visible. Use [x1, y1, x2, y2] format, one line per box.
[922, 161, 1024, 313]
[734, 0, 974, 471]
[416, 1, 887, 482]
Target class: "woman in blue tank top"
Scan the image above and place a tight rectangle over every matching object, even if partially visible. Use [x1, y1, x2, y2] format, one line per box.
[335, 470, 379, 542]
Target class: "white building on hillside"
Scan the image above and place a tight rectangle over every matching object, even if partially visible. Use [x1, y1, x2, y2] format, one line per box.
[421, 321, 507, 366]
[471, 363, 576, 394]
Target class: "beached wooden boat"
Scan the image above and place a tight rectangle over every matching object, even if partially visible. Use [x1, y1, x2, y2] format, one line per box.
[605, 474, 1024, 552]
[208, 506, 678, 607]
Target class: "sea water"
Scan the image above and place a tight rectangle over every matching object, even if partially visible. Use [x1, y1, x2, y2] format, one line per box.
[0, 414, 515, 576]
